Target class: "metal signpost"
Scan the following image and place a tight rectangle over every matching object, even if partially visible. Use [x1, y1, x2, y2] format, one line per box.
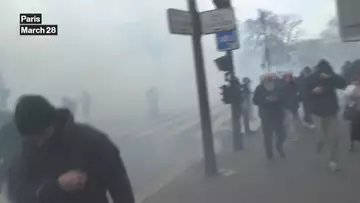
[212, 0, 243, 151]
[166, 0, 238, 177]
[167, 1, 218, 177]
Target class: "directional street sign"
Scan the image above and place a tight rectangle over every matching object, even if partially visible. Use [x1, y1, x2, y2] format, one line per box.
[215, 31, 239, 51]
[167, 9, 193, 35]
[200, 8, 236, 35]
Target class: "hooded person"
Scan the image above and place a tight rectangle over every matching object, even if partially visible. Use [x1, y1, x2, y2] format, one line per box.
[6, 95, 135, 203]
[253, 72, 287, 160]
[297, 67, 314, 127]
[308, 59, 347, 172]
[62, 97, 78, 116]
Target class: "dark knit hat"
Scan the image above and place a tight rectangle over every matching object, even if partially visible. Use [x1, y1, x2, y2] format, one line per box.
[14, 95, 56, 136]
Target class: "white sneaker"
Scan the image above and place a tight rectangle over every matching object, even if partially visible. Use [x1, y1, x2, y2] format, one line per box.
[302, 121, 316, 129]
[329, 161, 340, 172]
[288, 136, 299, 142]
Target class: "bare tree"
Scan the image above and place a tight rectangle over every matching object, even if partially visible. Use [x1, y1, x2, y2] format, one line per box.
[243, 9, 303, 67]
[244, 9, 303, 50]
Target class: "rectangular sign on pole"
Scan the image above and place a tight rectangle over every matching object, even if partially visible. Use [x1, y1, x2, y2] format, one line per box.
[167, 9, 193, 35]
[336, 0, 360, 42]
[215, 31, 239, 51]
[200, 8, 236, 35]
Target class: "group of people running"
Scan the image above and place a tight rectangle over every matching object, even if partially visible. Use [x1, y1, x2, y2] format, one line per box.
[252, 59, 357, 172]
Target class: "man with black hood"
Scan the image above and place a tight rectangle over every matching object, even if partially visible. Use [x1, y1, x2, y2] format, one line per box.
[253, 73, 287, 160]
[308, 59, 346, 172]
[6, 95, 135, 203]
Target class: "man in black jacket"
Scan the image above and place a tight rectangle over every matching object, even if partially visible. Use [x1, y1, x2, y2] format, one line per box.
[253, 73, 287, 160]
[308, 60, 347, 172]
[6, 95, 135, 203]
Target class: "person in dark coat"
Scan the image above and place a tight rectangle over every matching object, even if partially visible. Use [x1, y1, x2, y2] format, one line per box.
[308, 59, 347, 172]
[240, 77, 255, 135]
[6, 95, 135, 203]
[0, 120, 22, 191]
[297, 67, 315, 127]
[280, 72, 301, 141]
[344, 75, 360, 151]
[281, 72, 300, 116]
[253, 73, 287, 160]
[341, 60, 353, 85]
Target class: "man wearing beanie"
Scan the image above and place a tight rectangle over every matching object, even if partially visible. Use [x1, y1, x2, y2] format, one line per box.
[6, 95, 134, 203]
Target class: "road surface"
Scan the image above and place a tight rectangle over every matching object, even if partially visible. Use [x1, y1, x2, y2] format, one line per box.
[142, 119, 360, 203]
[93, 104, 231, 202]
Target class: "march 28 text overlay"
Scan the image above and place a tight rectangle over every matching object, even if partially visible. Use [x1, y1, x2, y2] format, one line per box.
[20, 13, 58, 36]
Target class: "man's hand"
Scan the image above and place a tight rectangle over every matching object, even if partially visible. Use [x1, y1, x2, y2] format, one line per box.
[58, 170, 87, 192]
[266, 95, 278, 102]
[312, 86, 324, 94]
[320, 73, 331, 79]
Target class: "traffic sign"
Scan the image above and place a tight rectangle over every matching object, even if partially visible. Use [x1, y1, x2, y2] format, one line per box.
[167, 9, 193, 35]
[200, 8, 236, 35]
[215, 31, 239, 51]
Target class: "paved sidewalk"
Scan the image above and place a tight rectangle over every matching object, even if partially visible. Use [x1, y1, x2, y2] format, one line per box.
[143, 124, 360, 203]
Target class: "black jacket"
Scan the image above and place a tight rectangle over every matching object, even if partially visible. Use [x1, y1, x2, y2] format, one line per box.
[307, 72, 346, 117]
[297, 75, 309, 99]
[279, 80, 300, 113]
[7, 109, 134, 203]
[296, 75, 312, 110]
[253, 84, 286, 121]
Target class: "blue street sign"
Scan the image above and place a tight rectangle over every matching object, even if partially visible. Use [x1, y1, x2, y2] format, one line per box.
[215, 31, 240, 52]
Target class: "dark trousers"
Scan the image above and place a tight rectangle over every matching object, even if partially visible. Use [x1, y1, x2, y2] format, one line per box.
[241, 108, 251, 133]
[302, 101, 313, 124]
[244, 111, 250, 133]
[350, 112, 360, 143]
[261, 118, 286, 159]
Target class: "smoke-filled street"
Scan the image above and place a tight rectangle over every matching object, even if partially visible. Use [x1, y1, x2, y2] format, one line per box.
[1, 0, 360, 203]
[93, 104, 230, 201]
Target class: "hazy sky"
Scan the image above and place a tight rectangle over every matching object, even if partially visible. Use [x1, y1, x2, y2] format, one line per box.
[121, 0, 336, 37]
[0, 0, 337, 120]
